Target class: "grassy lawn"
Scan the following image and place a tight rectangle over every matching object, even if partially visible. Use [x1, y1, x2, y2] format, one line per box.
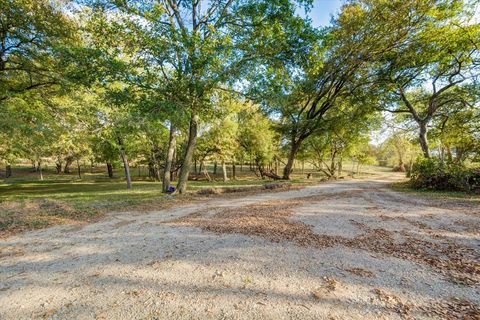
[391, 181, 480, 203]
[0, 168, 315, 236]
[0, 176, 303, 204]
[0, 164, 391, 236]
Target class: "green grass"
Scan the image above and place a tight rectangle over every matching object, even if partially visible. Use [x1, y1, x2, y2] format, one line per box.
[1, 180, 165, 203]
[0, 163, 393, 235]
[0, 169, 315, 235]
[0, 177, 294, 204]
[0, 180, 175, 236]
[391, 181, 480, 201]
[0, 165, 325, 205]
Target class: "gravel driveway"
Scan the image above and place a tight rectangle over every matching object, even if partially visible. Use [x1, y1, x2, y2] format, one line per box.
[1, 173, 479, 319]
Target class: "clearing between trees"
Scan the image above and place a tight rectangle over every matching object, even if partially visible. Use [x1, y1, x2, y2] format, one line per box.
[0, 172, 478, 319]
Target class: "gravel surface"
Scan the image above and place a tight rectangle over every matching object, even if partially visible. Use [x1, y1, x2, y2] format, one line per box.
[1, 173, 479, 319]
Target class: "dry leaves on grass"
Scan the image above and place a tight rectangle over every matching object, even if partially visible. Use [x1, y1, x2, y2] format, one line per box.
[0, 199, 96, 237]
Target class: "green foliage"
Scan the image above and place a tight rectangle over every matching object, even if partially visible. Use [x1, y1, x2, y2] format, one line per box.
[0, 0, 478, 194]
[377, 133, 421, 170]
[238, 104, 278, 167]
[0, 0, 78, 100]
[410, 158, 480, 193]
[430, 106, 480, 163]
[371, 0, 480, 157]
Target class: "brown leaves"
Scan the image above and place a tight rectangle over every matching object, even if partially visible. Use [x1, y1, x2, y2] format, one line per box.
[345, 267, 375, 278]
[0, 199, 100, 237]
[373, 288, 412, 316]
[171, 194, 480, 286]
[346, 226, 480, 286]
[420, 298, 480, 320]
[312, 276, 337, 300]
[172, 199, 341, 248]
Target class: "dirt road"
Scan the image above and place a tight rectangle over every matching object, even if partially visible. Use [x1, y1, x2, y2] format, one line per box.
[1, 173, 479, 319]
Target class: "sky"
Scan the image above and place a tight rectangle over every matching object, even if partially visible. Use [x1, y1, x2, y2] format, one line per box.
[301, 0, 344, 27]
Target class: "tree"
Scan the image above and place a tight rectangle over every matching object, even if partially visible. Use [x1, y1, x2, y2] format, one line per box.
[303, 101, 379, 178]
[431, 107, 480, 163]
[196, 93, 243, 181]
[0, 0, 76, 101]
[238, 104, 278, 178]
[92, 136, 118, 178]
[375, 0, 480, 158]
[251, 0, 422, 179]
[380, 132, 420, 171]
[84, 0, 315, 193]
[89, 85, 144, 189]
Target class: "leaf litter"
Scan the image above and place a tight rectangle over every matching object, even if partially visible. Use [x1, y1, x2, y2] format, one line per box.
[170, 193, 480, 318]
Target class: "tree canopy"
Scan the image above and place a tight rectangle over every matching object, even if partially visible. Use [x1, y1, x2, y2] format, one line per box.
[0, 0, 478, 191]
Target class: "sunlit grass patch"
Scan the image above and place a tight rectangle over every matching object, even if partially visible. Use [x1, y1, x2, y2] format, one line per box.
[391, 181, 480, 202]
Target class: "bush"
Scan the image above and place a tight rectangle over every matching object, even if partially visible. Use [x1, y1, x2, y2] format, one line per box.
[410, 158, 480, 193]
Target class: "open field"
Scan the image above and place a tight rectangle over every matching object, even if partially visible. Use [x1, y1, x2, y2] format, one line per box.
[1, 171, 479, 319]
[0, 164, 389, 236]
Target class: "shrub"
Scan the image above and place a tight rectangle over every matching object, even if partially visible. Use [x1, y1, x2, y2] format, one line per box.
[410, 158, 480, 193]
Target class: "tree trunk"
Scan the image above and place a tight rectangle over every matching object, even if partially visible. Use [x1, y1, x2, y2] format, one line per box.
[171, 148, 177, 181]
[213, 161, 217, 174]
[337, 157, 343, 177]
[455, 148, 465, 163]
[148, 162, 155, 179]
[5, 164, 12, 178]
[107, 162, 113, 178]
[232, 157, 236, 180]
[446, 145, 453, 162]
[222, 160, 229, 182]
[283, 139, 303, 180]
[77, 160, 81, 179]
[150, 149, 160, 181]
[38, 161, 43, 181]
[330, 156, 336, 178]
[63, 157, 73, 173]
[117, 137, 132, 189]
[202, 161, 211, 181]
[163, 123, 176, 192]
[55, 162, 62, 174]
[176, 114, 198, 194]
[419, 121, 430, 158]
